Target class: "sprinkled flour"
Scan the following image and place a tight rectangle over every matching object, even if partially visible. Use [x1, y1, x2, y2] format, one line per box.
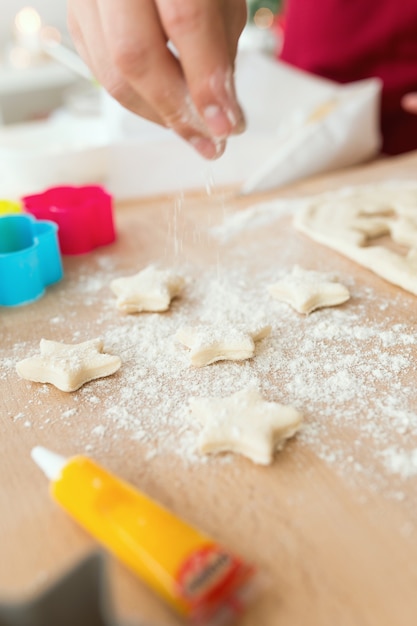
[3, 188, 417, 499]
[381, 447, 417, 478]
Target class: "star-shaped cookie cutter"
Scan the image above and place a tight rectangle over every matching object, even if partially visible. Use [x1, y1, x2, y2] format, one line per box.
[0, 213, 63, 307]
[22, 185, 116, 255]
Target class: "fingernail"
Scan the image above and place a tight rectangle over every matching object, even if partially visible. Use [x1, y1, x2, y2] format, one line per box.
[203, 105, 231, 137]
[189, 136, 226, 160]
[231, 109, 246, 135]
[208, 69, 246, 136]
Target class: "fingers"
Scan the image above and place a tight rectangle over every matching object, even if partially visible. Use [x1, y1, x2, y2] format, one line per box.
[223, 0, 248, 62]
[156, 0, 246, 139]
[402, 92, 417, 115]
[98, 0, 225, 159]
[67, 0, 247, 159]
[68, 0, 166, 126]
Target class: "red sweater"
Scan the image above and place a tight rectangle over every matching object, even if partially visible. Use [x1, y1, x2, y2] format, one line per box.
[279, 0, 417, 154]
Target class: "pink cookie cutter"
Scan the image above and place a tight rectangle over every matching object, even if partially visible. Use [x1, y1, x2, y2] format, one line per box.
[22, 185, 116, 255]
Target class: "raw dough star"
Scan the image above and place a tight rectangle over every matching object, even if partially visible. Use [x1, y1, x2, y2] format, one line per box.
[110, 266, 185, 313]
[268, 266, 350, 314]
[176, 323, 271, 367]
[190, 388, 303, 465]
[16, 338, 121, 392]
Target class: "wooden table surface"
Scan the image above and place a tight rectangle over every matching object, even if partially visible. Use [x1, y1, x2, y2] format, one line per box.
[2, 152, 417, 626]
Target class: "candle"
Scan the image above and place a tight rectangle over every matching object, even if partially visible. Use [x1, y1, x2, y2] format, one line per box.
[13, 7, 42, 54]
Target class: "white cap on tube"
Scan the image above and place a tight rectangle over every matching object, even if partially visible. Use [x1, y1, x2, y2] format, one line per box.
[31, 446, 67, 480]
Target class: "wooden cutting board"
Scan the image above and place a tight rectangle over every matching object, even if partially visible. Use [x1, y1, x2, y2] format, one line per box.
[2, 152, 417, 626]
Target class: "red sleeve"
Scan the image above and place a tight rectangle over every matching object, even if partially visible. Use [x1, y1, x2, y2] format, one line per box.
[279, 0, 417, 154]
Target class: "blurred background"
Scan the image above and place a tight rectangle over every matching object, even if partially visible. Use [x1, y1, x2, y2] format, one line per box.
[0, 0, 66, 43]
[5, 0, 374, 201]
[0, 0, 283, 125]
[1, 1, 85, 125]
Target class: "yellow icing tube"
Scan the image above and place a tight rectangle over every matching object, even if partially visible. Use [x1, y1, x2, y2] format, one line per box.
[31, 447, 257, 625]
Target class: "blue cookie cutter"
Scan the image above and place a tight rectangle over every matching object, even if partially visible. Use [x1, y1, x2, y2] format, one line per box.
[0, 213, 63, 306]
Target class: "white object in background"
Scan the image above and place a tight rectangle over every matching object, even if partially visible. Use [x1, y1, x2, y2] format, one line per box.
[0, 61, 75, 94]
[40, 40, 93, 80]
[0, 113, 109, 197]
[13, 7, 42, 56]
[241, 78, 382, 194]
[0, 1, 67, 47]
[0, 60, 78, 124]
[238, 23, 278, 56]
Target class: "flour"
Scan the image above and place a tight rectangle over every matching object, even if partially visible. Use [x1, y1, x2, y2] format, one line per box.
[9, 258, 413, 488]
[381, 448, 417, 478]
[212, 180, 417, 242]
[91, 424, 107, 437]
[210, 198, 300, 242]
[3, 192, 417, 497]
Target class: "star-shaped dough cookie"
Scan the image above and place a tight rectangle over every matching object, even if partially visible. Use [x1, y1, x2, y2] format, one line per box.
[176, 323, 271, 367]
[16, 338, 121, 392]
[268, 266, 350, 314]
[190, 388, 303, 465]
[110, 266, 185, 313]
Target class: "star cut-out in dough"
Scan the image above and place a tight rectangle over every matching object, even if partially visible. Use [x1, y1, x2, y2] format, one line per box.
[110, 265, 185, 313]
[16, 338, 121, 392]
[294, 183, 417, 296]
[190, 388, 303, 465]
[175, 323, 271, 367]
[268, 266, 350, 314]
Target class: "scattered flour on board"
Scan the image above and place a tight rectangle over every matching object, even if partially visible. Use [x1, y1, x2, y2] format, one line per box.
[3, 186, 417, 496]
[4, 261, 417, 491]
[211, 180, 417, 242]
[210, 198, 300, 242]
[380, 448, 417, 478]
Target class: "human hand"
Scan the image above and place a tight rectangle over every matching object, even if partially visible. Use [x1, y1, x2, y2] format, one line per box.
[67, 0, 247, 159]
[402, 92, 417, 115]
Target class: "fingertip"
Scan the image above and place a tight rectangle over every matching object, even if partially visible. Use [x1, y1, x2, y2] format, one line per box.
[203, 105, 232, 138]
[231, 108, 246, 135]
[208, 67, 245, 136]
[189, 136, 226, 160]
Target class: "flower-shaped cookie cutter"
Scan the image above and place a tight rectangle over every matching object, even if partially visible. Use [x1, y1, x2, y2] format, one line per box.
[22, 185, 116, 255]
[0, 214, 63, 306]
[0, 199, 21, 215]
